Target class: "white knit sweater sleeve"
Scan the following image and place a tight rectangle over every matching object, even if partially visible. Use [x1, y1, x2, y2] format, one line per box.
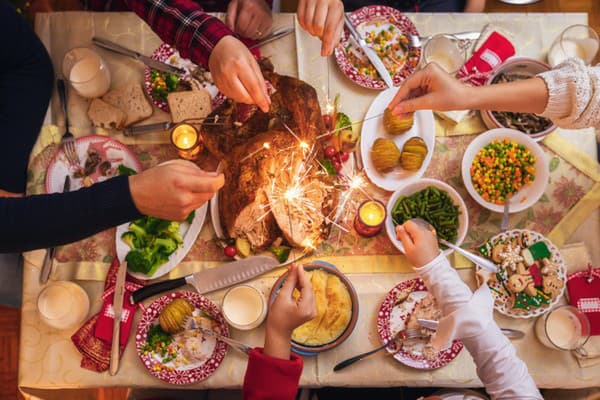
[537, 58, 600, 129]
[414, 253, 542, 400]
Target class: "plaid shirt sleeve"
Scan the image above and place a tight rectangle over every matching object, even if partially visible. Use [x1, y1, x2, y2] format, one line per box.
[125, 0, 234, 68]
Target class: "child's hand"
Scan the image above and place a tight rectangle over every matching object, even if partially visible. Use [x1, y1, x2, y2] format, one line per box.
[395, 220, 440, 267]
[264, 264, 316, 359]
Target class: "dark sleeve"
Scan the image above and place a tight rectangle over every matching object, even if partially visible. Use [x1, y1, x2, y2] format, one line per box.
[243, 347, 303, 400]
[0, 175, 142, 252]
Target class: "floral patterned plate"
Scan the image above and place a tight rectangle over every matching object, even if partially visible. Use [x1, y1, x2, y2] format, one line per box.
[334, 5, 421, 90]
[377, 278, 463, 370]
[135, 291, 228, 385]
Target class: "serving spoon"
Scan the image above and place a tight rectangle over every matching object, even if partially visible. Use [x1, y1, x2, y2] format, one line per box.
[409, 218, 498, 273]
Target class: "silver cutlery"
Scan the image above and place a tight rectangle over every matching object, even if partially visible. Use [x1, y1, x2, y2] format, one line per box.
[248, 26, 294, 50]
[123, 121, 174, 136]
[109, 260, 128, 376]
[333, 328, 425, 371]
[417, 319, 525, 340]
[56, 80, 79, 168]
[186, 317, 253, 355]
[39, 176, 71, 285]
[500, 197, 510, 232]
[408, 31, 481, 48]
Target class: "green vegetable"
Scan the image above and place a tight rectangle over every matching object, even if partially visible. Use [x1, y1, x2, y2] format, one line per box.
[118, 164, 137, 176]
[269, 245, 291, 263]
[320, 159, 337, 175]
[185, 210, 196, 224]
[335, 112, 352, 132]
[391, 186, 461, 244]
[142, 324, 173, 357]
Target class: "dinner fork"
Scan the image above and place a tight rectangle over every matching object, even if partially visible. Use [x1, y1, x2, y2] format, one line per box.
[185, 317, 254, 355]
[56, 79, 79, 168]
[333, 328, 424, 371]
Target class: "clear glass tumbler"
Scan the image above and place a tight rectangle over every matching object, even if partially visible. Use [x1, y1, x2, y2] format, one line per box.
[534, 305, 590, 357]
[548, 24, 599, 67]
[62, 47, 111, 98]
[422, 34, 467, 75]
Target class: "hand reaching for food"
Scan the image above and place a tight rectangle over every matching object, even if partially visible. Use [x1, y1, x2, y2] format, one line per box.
[209, 36, 271, 112]
[226, 0, 273, 40]
[297, 0, 344, 56]
[128, 159, 224, 222]
[264, 264, 317, 359]
[395, 220, 440, 268]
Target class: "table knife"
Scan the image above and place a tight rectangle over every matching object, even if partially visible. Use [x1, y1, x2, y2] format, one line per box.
[417, 319, 525, 340]
[39, 176, 70, 284]
[123, 121, 174, 136]
[92, 37, 186, 75]
[344, 14, 394, 88]
[109, 260, 128, 376]
[248, 26, 295, 50]
[130, 255, 280, 304]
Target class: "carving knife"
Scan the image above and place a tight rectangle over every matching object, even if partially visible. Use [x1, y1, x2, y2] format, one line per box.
[109, 260, 128, 376]
[417, 319, 525, 340]
[39, 175, 70, 284]
[344, 14, 394, 88]
[92, 37, 186, 75]
[130, 255, 281, 304]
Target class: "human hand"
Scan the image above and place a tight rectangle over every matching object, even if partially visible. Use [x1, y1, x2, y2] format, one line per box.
[395, 220, 440, 267]
[388, 63, 472, 116]
[209, 36, 270, 112]
[297, 0, 344, 56]
[226, 0, 273, 40]
[264, 264, 316, 359]
[128, 159, 224, 221]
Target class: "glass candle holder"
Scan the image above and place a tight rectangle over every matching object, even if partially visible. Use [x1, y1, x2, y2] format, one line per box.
[170, 123, 203, 160]
[354, 200, 386, 237]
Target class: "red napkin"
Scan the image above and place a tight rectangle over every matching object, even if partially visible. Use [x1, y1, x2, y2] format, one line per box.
[71, 258, 145, 372]
[456, 31, 516, 86]
[567, 264, 600, 336]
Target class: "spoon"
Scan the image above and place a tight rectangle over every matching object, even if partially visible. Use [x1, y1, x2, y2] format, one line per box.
[409, 218, 498, 273]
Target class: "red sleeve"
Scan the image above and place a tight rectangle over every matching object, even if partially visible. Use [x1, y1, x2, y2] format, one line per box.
[242, 347, 303, 400]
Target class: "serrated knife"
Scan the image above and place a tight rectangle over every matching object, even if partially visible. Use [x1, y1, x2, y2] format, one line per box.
[92, 37, 186, 75]
[130, 255, 281, 304]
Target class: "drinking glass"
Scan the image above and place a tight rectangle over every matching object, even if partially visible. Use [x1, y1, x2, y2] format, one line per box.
[37, 281, 90, 330]
[422, 34, 467, 75]
[534, 305, 590, 357]
[548, 25, 599, 67]
[62, 47, 111, 98]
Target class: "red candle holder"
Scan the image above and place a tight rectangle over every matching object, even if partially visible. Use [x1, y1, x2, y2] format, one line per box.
[354, 200, 386, 237]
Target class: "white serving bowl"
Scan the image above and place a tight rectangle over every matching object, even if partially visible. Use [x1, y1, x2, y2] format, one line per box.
[461, 128, 549, 213]
[482, 57, 556, 141]
[385, 178, 469, 256]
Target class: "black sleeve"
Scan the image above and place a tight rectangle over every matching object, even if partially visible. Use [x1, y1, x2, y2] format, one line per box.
[0, 175, 143, 252]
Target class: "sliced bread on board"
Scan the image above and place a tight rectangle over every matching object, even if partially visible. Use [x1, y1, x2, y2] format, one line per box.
[167, 89, 212, 123]
[102, 83, 152, 127]
[87, 98, 127, 130]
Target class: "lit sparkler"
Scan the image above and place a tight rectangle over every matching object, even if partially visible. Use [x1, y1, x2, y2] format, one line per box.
[240, 142, 271, 162]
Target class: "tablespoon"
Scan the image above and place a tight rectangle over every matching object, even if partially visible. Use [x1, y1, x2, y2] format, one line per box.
[409, 218, 498, 273]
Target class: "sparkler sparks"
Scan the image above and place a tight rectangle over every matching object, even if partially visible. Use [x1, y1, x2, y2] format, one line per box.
[240, 142, 271, 162]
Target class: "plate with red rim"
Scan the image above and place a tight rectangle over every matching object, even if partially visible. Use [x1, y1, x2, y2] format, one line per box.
[377, 277, 463, 370]
[135, 291, 229, 385]
[143, 43, 226, 113]
[334, 5, 421, 90]
[45, 135, 142, 193]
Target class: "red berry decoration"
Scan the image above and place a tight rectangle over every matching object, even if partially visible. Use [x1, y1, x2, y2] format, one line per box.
[332, 160, 343, 171]
[224, 245, 237, 258]
[324, 145, 337, 159]
[339, 151, 350, 162]
[323, 114, 332, 130]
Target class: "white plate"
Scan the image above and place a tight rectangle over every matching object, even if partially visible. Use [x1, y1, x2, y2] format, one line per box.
[385, 178, 468, 256]
[116, 203, 208, 280]
[461, 128, 549, 213]
[360, 88, 435, 191]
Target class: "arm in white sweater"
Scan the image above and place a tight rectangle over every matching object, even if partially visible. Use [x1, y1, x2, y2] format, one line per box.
[415, 253, 542, 400]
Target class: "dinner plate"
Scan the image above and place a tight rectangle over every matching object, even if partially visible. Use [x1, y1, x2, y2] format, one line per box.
[461, 128, 549, 213]
[477, 229, 567, 319]
[334, 5, 421, 90]
[377, 277, 463, 370]
[143, 43, 226, 113]
[45, 135, 142, 193]
[360, 88, 435, 191]
[135, 291, 228, 385]
[116, 202, 208, 280]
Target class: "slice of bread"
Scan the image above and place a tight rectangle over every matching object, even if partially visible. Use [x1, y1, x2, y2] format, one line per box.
[102, 83, 152, 127]
[87, 98, 127, 130]
[167, 89, 212, 123]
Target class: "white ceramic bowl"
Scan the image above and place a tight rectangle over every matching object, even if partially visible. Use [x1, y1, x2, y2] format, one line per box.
[461, 128, 549, 213]
[482, 57, 556, 141]
[385, 178, 469, 256]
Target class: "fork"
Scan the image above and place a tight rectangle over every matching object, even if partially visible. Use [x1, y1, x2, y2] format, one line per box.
[56, 79, 79, 168]
[333, 328, 424, 371]
[185, 317, 254, 355]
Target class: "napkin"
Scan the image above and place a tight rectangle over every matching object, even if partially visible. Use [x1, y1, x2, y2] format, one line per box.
[71, 258, 144, 372]
[567, 264, 600, 335]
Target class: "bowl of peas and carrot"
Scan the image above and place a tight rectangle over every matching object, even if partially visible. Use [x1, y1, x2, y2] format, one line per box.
[461, 128, 549, 214]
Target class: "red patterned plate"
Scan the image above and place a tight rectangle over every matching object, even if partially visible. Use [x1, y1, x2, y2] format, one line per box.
[143, 43, 226, 113]
[135, 291, 229, 385]
[334, 5, 421, 90]
[377, 278, 463, 369]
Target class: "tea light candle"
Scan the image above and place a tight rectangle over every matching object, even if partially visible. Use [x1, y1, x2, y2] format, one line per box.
[354, 200, 386, 237]
[171, 123, 202, 160]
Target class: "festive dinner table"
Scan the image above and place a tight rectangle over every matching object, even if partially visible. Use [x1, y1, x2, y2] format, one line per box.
[18, 10, 600, 398]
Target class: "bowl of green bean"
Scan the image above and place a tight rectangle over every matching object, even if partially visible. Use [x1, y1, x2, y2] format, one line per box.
[385, 178, 468, 256]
